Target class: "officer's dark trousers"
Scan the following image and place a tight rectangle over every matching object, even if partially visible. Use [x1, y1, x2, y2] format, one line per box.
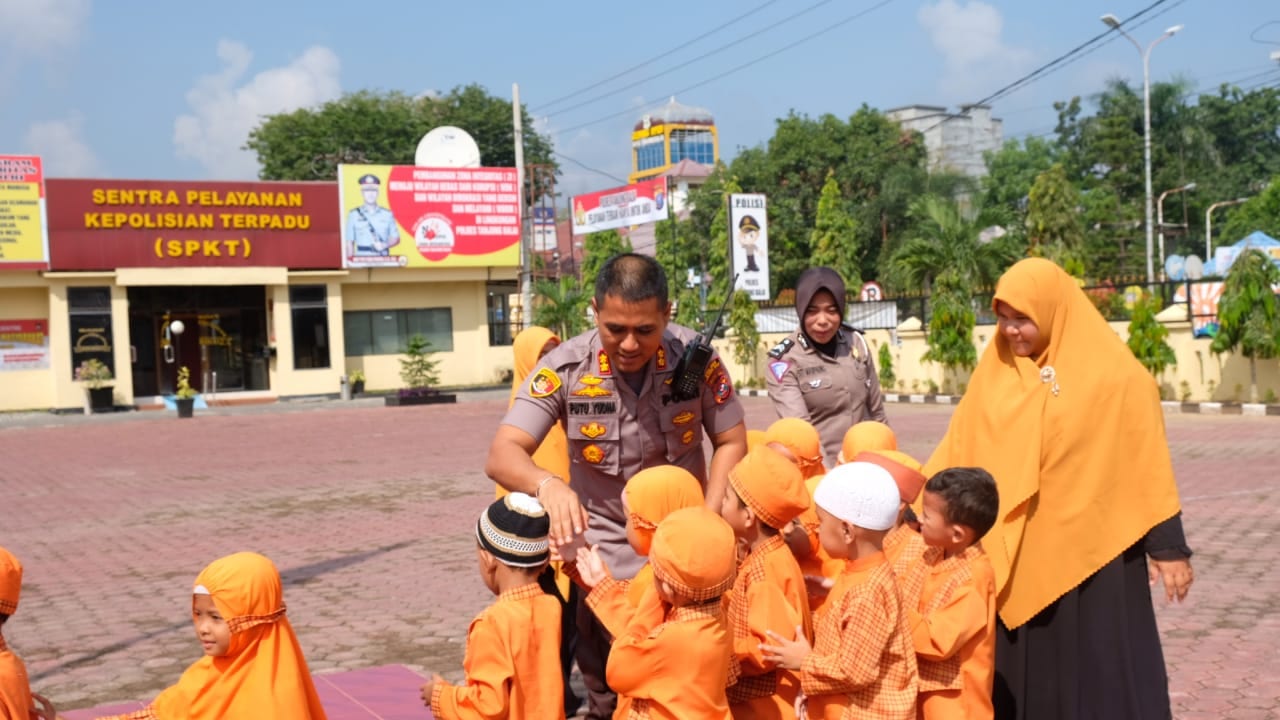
[575, 598, 617, 719]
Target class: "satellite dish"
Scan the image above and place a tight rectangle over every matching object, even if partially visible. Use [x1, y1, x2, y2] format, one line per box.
[414, 126, 482, 168]
[1184, 255, 1205, 280]
[1165, 254, 1186, 281]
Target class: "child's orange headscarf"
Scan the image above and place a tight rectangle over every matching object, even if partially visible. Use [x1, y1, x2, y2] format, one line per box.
[745, 429, 768, 453]
[764, 418, 825, 478]
[502, 327, 570, 495]
[838, 421, 897, 464]
[926, 258, 1181, 629]
[0, 546, 20, 616]
[111, 552, 327, 720]
[623, 466, 704, 607]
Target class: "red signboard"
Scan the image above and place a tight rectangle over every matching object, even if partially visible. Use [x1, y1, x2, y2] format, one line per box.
[46, 179, 341, 270]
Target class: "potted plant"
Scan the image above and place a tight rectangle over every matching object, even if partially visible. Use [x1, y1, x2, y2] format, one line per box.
[385, 334, 456, 407]
[75, 358, 114, 414]
[348, 369, 366, 395]
[175, 365, 197, 418]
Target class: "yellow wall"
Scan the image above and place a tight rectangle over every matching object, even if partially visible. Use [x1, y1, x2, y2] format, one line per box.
[340, 267, 519, 390]
[44, 279, 134, 412]
[717, 318, 1280, 404]
[0, 286, 54, 411]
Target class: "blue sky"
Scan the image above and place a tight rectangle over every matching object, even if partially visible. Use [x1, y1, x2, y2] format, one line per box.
[2, 0, 1277, 197]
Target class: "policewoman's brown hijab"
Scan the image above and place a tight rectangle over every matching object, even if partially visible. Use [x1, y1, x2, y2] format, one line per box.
[925, 258, 1181, 629]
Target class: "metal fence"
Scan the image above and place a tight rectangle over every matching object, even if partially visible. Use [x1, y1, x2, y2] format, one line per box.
[756, 278, 1225, 336]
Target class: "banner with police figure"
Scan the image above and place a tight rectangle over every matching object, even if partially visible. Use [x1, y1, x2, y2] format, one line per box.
[729, 193, 769, 301]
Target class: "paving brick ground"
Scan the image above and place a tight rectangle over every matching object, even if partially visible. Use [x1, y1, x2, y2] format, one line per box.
[0, 394, 1275, 717]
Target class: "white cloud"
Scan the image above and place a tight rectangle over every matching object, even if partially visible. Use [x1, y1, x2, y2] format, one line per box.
[917, 0, 1034, 100]
[173, 40, 341, 179]
[23, 115, 101, 176]
[0, 0, 90, 57]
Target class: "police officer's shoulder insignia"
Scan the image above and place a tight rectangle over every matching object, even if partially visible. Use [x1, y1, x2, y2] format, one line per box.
[528, 368, 561, 398]
[712, 373, 733, 404]
[768, 338, 795, 359]
[702, 358, 723, 383]
[597, 350, 612, 376]
[769, 360, 791, 381]
[656, 346, 667, 370]
[581, 444, 606, 464]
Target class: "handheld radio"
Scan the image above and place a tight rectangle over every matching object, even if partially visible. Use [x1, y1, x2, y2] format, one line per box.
[668, 274, 740, 403]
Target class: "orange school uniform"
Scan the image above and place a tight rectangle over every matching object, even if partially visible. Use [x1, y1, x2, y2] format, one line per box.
[726, 535, 814, 719]
[885, 523, 926, 578]
[607, 590, 734, 720]
[0, 636, 34, 720]
[897, 545, 996, 720]
[801, 552, 918, 720]
[431, 583, 564, 720]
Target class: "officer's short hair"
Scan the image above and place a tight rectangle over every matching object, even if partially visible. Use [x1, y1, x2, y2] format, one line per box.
[594, 253, 668, 308]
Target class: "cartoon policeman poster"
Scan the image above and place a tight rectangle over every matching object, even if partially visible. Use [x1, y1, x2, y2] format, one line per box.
[729, 193, 770, 301]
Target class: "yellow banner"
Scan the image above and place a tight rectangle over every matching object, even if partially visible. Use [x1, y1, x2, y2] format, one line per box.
[0, 155, 49, 268]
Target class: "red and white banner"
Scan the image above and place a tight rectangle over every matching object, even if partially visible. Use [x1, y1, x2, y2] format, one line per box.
[571, 178, 668, 236]
[0, 319, 50, 370]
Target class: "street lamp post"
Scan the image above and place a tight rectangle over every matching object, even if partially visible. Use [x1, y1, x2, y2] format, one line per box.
[1205, 197, 1251, 263]
[1156, 181, 1195, 276]
[1101, 13, 1183, 285]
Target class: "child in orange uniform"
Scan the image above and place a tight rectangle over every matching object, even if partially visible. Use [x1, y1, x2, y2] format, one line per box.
[0, 546, 36, 720]
[762, 462, 918, 720]
[99, 551, 326, 720]
[836, 420, 897, 464]
[720, 446, 815, 719]
[424, 493, 565, 719]
[853, 449, 928, 577]
[898, 467, 998, 720]
[606, 506, 738, 720]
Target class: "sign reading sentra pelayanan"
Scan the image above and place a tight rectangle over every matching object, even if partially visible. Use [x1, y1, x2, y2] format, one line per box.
[46, 179, 340, 270]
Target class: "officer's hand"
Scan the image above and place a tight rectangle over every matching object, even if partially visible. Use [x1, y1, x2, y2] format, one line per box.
[539, 476, 588, 546]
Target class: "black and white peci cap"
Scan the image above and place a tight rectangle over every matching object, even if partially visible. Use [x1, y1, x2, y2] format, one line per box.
[476, 492, 551, 567]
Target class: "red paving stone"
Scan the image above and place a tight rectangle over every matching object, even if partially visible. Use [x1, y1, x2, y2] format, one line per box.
[0, 396, 1276, 717]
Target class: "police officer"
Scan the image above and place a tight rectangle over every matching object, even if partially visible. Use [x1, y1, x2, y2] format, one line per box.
[345, 174, 400, 258]
[487, 253, 748, 719]
[765, 266, 887, 467]
[737, 214, 762, 272]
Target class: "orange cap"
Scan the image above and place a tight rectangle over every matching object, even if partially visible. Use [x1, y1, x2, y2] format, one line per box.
[729, 446, 810, 529]
[764, 417, 825, 477]
[853, 449, 926, 503]
[0, 546, 21, 615]
[649, 507, 737, 603]
[839, 421, 897, 463]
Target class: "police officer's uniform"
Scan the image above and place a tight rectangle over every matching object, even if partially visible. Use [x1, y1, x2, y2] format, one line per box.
[502, 323, 745, 719]
[765, 324, 887, 467]
[346, 174, 399, 257]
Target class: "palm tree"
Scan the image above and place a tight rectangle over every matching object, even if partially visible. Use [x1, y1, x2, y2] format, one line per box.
[890, 195, 1017, 384]
[533, 276, 590, 340]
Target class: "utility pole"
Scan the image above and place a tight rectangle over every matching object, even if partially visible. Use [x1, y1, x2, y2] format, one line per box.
[513, 83, 531, 330]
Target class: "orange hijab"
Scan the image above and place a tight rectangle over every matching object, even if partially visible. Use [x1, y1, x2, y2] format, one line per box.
[837, 421, 897, 464]
[925, 258, 1181, 629]
[122, 552, 326, 720]
[624, 466, 704, 606]
[746, 429, 768, 453]
[501, 327, 570, 496]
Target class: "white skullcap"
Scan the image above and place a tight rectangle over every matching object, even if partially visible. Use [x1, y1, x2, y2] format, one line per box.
[193, 584, 211, 595]
[813, 461, 901, 531]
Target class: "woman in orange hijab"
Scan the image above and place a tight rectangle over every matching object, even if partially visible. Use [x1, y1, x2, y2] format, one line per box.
[99, 552, 325, 719]
[925, 258, 1193, 720]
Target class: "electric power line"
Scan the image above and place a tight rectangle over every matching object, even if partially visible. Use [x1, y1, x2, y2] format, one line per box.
[554, 0, 900, 136]
[544, 0, 840, 119]
[552, 150, 629, 185]
[534, 0, 781, 113]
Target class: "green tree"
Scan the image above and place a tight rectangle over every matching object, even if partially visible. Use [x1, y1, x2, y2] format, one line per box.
[706, 176, 741, 315]
[891, 196, 1015, 379]
[1210, 249, 1280, 403]
[399, 334, 441, 389]
[533, 276, 589, 339]
[246, 85, 555, 181]
[579, 230, 632, 288]
[1218, 176, 1280, 247]
[728, 290, 761, 381]
[877, 341, 896, 391]
[1126, 295, 1177, 379]
[809, 171, 862, 287]
[982, 135, 1058, 211]
[654, 215, 702, 326]
[1026, 164, 1085, 276]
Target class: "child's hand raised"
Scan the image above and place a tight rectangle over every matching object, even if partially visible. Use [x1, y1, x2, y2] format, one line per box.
[575, 545, 611, 589]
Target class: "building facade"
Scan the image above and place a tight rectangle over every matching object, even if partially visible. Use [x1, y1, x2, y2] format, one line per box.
[885, 104, 1003, 179]
[0, 177, 518, 413]
[628, 97, 719, 185]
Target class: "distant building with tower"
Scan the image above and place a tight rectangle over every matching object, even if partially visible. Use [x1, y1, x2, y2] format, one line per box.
[885, 104, 1003, 179]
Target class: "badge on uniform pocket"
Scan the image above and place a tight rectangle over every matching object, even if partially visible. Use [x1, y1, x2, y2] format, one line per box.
[808, 379, 823, 388]
[580, 421, 607, 439]
[581, 444, 605, 464]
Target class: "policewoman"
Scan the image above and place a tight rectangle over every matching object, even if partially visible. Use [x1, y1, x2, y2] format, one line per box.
[487, 253, 748, 720]
[765, 266, 887, 467]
